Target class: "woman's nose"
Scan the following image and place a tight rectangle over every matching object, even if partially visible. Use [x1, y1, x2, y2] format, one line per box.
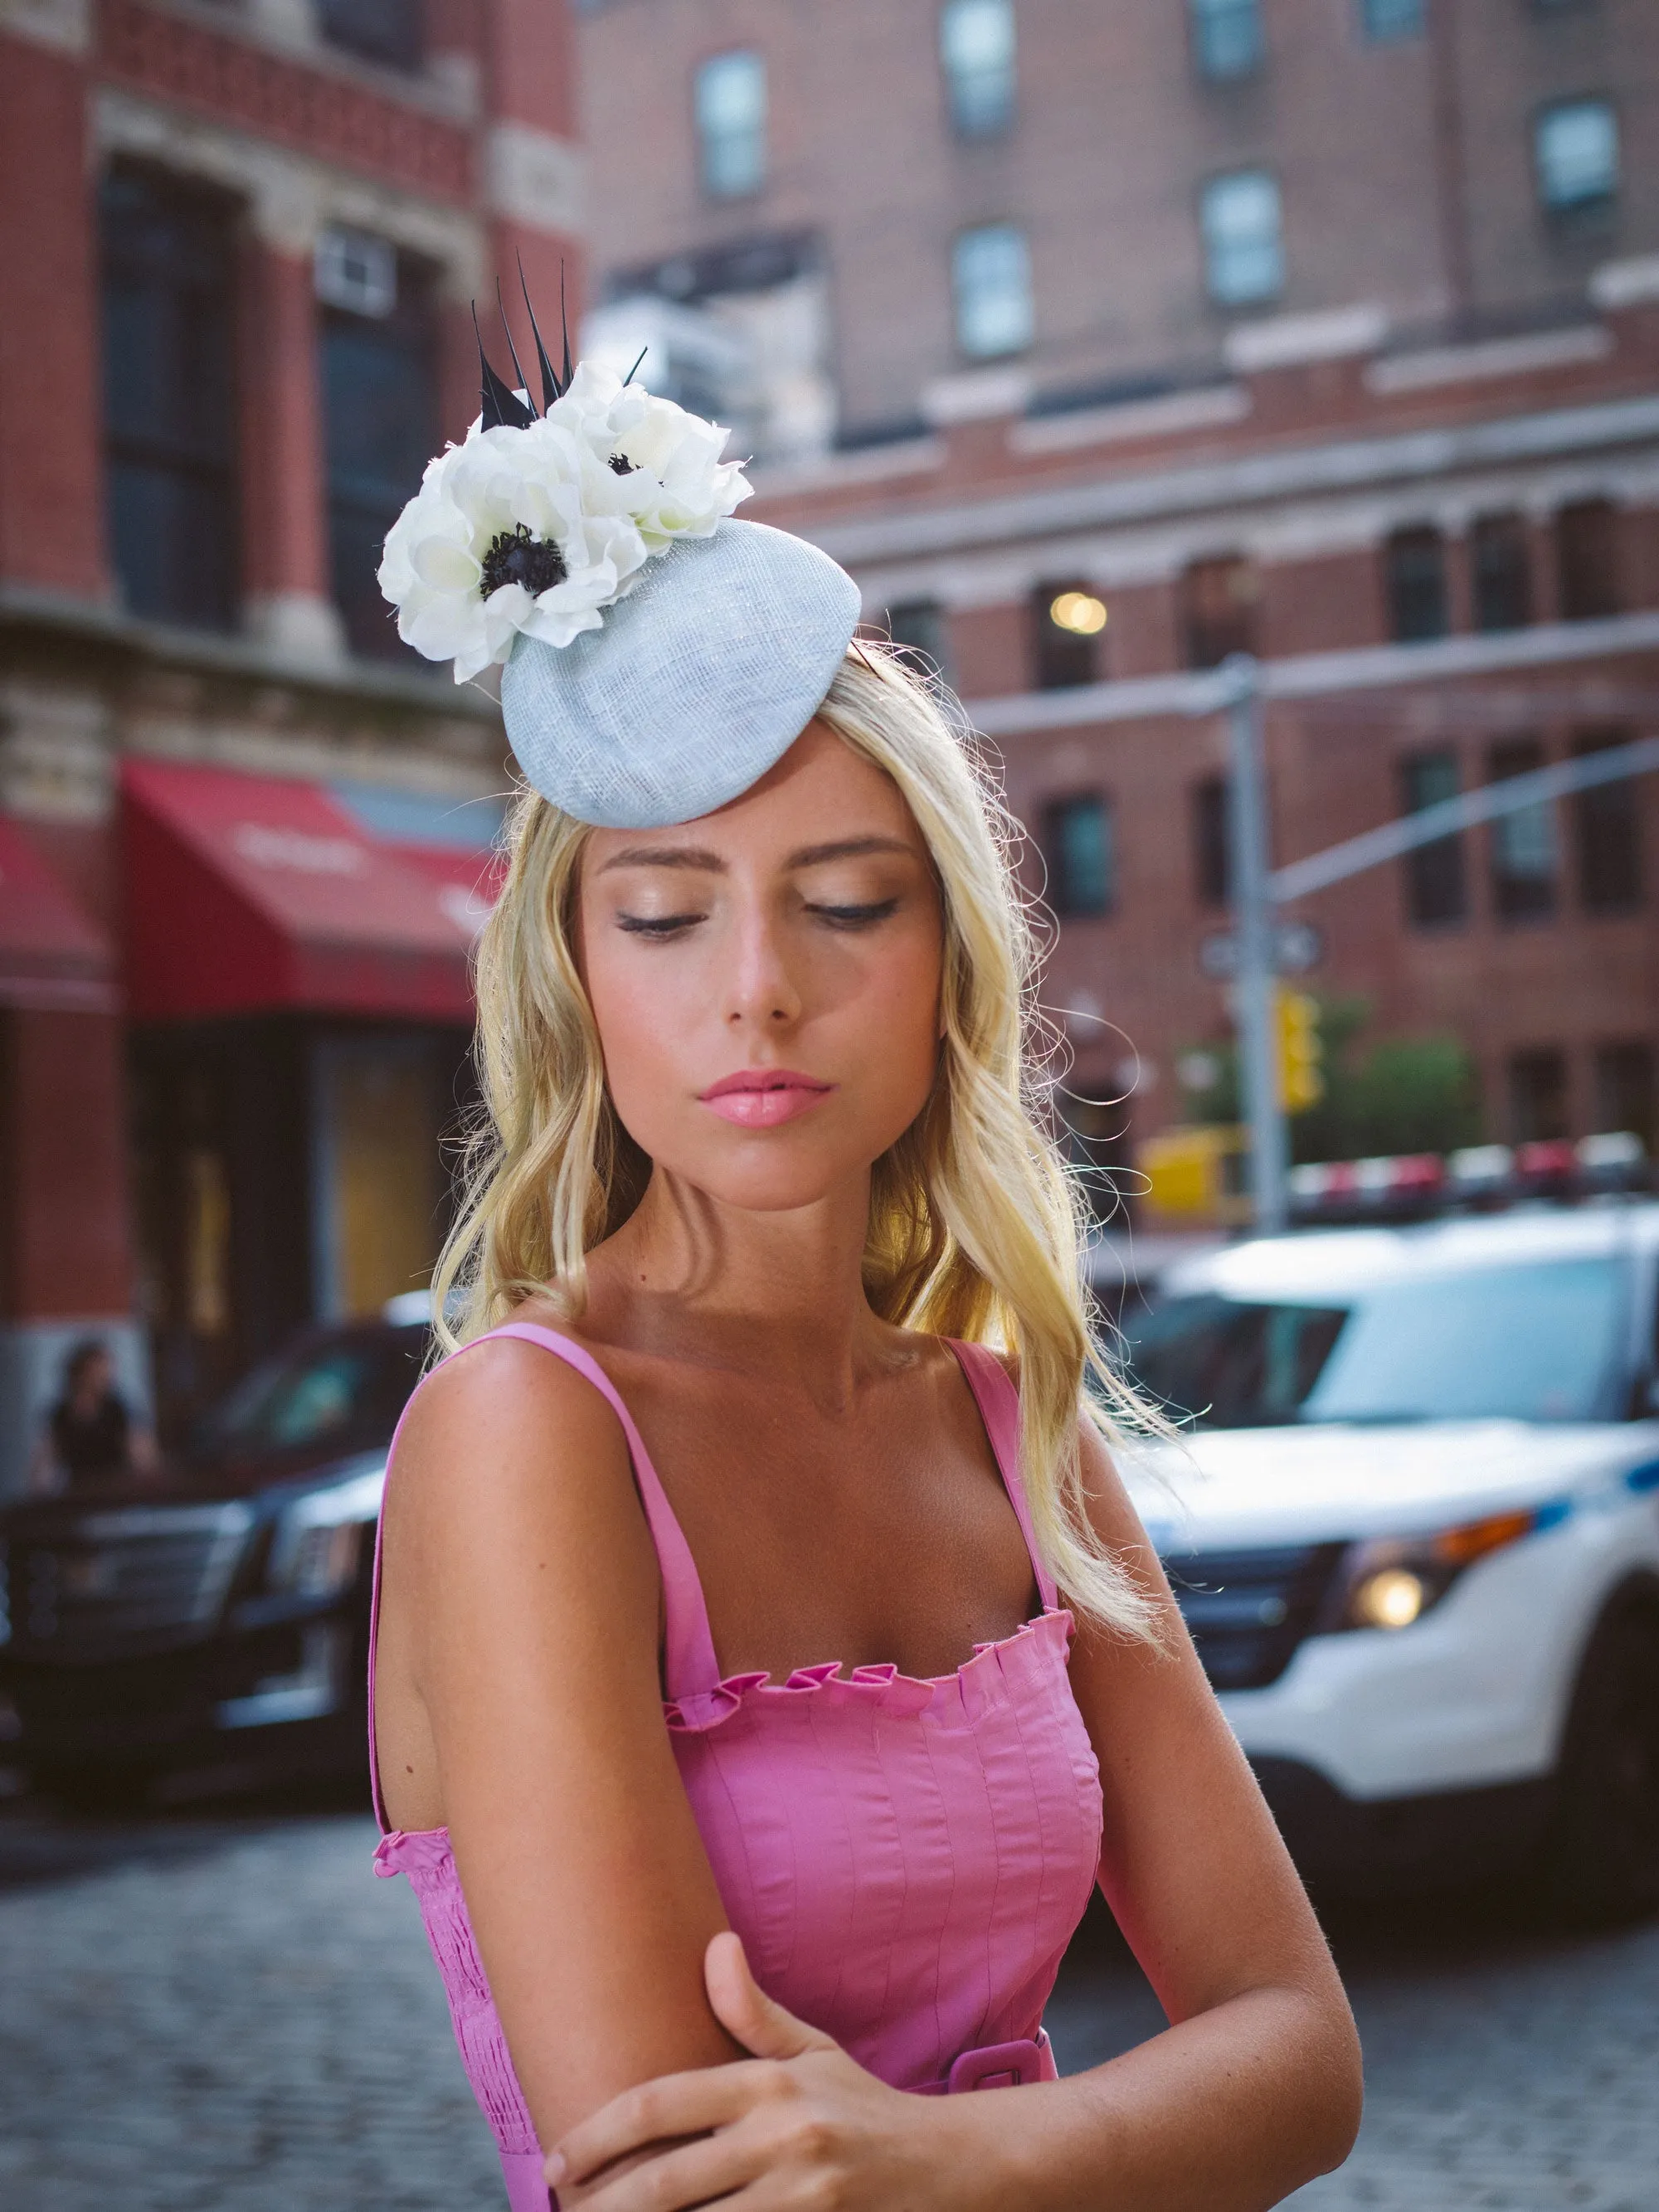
[723, 910, 801, 1029]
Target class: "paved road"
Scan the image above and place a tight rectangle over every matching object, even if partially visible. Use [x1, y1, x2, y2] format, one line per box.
[1, 1794, 1656, 2212]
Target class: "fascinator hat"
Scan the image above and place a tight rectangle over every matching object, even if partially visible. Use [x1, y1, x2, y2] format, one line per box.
[377, 286, 862, 829]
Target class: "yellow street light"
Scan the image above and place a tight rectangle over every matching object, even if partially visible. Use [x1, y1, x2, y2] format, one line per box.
[1048, 590, 1107, 636]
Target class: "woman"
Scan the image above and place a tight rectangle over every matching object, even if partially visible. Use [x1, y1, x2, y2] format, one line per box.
[29, 1339, 157, 1494]
[372, 329, 1361, 2212]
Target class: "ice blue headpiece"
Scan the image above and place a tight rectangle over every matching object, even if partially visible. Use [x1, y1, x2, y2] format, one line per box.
[377, 285, 861, 828]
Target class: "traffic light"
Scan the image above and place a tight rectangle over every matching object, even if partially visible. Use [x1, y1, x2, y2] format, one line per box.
[1277, 990, 1324, 1112]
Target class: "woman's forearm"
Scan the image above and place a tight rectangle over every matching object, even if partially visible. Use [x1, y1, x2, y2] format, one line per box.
[956, 1984, 1362, 2212]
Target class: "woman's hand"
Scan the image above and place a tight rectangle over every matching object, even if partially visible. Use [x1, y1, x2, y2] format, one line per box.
[547, 1933, 995, 2212]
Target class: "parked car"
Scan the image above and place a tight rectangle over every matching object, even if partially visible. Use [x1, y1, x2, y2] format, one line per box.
[0, 1300, 431, 1807]
[1117, 1202, 1659, 1914]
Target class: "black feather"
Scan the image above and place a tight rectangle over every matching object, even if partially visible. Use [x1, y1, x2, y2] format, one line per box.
[495, 282, 538, 419]
[518, 254, 562, 407]
[473, 304, 534, 430]
[559, 260, 572, 391]
[622, 345, 649, 388]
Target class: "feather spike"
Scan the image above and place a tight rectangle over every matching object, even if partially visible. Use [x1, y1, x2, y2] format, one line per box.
[622, 345, 649, 388]
[495, 280, 538, 418]
[473, 303, 534, 430]
[517, 254, 562, 406]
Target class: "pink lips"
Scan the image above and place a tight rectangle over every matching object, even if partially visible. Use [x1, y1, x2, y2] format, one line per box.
[699, 1067, 835, 1128]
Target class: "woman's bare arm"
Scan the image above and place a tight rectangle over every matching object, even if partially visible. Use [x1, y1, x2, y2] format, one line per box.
[991, 1415, 1362, 2206]
[547, 1413, 1360, 2212]
[377, 1339, 740, 2146]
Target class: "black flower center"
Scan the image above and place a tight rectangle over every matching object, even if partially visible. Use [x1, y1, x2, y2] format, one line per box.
[608, 451, 636, 475]
[479, 523, 567, 599]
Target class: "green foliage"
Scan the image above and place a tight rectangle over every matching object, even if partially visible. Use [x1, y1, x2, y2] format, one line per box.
[1174, 996, 1482, 1165]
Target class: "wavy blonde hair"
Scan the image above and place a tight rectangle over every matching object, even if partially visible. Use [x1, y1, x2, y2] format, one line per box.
[434, 642, 1165, 1641]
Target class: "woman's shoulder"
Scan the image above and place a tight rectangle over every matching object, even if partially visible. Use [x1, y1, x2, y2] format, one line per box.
[390, 1305, 639, 1522]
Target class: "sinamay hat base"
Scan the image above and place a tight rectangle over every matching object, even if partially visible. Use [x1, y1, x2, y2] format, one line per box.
[500, 519, 864, 829]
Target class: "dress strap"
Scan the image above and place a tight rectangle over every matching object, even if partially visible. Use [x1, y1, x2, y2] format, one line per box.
[946, 1339, 1059, 1615]
[367, 1320, 723, 1834]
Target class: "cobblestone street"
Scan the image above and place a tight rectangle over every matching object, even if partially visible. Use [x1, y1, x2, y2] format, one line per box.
[2, 1795, 1657, 2212]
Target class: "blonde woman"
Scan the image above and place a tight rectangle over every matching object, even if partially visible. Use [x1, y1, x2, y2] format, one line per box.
[370, 335, 1361, 2212]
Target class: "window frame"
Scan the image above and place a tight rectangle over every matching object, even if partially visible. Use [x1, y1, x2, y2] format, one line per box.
[940, 0, 1018, 139]
[1399, 749, 1469, 929]
[1042, 790, 1117, 921]
[1534, 95, 1620, 216]
[1199, 168, 1285, 308]
[1189, 0, 1265, 82]
[695, 49, 769, 201]
[951, 221, 1034, 358]
[1384, 523, 1449, 644]
[1486, 739, 1559, 924]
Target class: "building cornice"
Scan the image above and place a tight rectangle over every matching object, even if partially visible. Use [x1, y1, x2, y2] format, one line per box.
[797, 393, 1659, 569]
[0, 583, 501, 723]
[965, 610, 1659, 737]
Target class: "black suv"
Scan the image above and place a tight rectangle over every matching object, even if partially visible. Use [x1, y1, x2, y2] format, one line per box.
[0, 1312, 428, 1806]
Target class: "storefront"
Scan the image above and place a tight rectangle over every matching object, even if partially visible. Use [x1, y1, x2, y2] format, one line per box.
[121, 761, 499, 1432]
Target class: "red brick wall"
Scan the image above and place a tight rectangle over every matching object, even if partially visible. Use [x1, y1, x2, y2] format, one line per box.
[0, 1009, 134, 1321]
[0, 36, 106, 600]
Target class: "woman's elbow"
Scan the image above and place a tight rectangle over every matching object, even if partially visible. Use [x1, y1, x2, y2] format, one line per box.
[1300, 1990, 1365, 2180]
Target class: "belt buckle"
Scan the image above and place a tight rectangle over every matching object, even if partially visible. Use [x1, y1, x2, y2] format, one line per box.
[946, 2035, 1044, 2093]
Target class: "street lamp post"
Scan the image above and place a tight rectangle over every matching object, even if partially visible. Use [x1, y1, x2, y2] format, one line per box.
[1223, 654, 1290, 1236]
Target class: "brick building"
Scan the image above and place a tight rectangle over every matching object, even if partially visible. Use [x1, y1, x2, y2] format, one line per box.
[577, 0, 1659, 1193]
[0, 0, 581, 1488]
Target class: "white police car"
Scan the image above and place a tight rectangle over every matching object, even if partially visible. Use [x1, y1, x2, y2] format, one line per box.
[1116, 1203, 1659, 1915]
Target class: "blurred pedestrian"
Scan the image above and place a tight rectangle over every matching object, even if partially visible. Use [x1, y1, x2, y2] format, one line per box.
[28, 1339, 158, 1495]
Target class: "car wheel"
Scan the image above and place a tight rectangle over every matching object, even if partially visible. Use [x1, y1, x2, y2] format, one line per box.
[1542, 1593, 1659, 1924]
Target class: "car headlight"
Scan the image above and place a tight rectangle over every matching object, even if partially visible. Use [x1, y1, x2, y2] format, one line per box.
[267, 1467, 384, 1601]
[1335, 1506, 1555, 1633]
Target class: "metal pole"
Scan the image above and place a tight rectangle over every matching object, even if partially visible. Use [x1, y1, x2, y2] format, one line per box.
[1223, 654, 1289, 1236]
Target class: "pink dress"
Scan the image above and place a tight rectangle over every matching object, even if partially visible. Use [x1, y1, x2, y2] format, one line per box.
[371, 1325, 1105, 2210]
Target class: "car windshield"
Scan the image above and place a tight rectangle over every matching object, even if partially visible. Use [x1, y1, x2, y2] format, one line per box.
[191, 1327, 427, 1461]
[1120, 1257, 1627, 1427]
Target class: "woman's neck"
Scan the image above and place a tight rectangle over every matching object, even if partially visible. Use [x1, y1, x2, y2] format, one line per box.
[583, 1166, 886, 1405]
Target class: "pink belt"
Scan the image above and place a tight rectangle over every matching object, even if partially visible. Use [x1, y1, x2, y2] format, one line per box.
[502, 2031, 1056, 2210]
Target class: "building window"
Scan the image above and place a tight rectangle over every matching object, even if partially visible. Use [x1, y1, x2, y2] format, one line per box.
[1190, 0, 1263, 81]
[100, 165, 240, 632]
[1399, 750, 1468, 926]
[1384, 524, 1449, 643]
[1593, 1042, 1653, 1148]
[696, 51, 767, 198]
[941, 0, 1016, 138]
[1573, 732, 1642, 915]
[1509, 1048, 1569, 1142]
[886, 600, 951, 683]
[319, 248, 438, 659]
[1181, 554, 1259, 669]
[1033, 581, 1107, 689]
[1487, 740, 1558, 921]
[1360, 0, 1423, 38]
[1044, 794, 1116, 918]
[952, 223, 1034, 357]
[316, 0, 422, 70]
[1556, 498, 1621, 620]
[1471, 513, 1533, 633]
[1192, 775, 1231, 909]
[1535, 98, 1619, 213]
[1200, 171, 1284, 306]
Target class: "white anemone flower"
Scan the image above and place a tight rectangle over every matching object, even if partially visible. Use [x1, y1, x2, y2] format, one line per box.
[377, 365, 751, 683]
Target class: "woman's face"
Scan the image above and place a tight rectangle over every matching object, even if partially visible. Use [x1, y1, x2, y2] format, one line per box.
[577, 720, 945, 1216]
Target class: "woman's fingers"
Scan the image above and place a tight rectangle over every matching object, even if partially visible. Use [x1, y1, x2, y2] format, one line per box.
[549, 2059, 776, 2187]
[563, 2123, 766, 2212]
[705, 1933, 837, 2062]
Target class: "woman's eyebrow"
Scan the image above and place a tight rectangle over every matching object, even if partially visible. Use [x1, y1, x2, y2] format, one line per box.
[596, 844, 726, 875]
[787, 835, 917, 868]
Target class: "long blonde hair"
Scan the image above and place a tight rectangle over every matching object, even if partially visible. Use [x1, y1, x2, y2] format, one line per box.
[434, 642, 1165, 1641]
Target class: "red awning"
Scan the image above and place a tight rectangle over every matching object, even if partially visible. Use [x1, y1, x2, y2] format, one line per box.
[0, 816, 115, 1013]
[122, 761, 496, 1022]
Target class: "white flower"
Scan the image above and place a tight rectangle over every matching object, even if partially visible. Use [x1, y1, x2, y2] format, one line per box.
[377, 365, 751, 683]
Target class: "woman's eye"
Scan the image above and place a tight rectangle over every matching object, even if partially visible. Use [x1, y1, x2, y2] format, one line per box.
[809, 897, 902, 931]
[616, 912, 704, 938]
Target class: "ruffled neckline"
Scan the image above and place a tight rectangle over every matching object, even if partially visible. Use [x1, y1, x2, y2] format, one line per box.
[374, 1608, 1074, 1861]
